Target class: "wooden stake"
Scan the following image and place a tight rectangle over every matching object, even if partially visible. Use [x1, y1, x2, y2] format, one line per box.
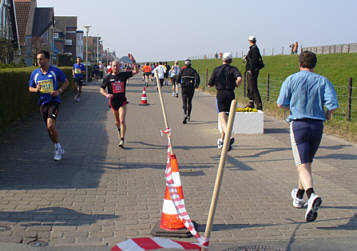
[154, 70, 174, 155]
[202, 100, 237, 248]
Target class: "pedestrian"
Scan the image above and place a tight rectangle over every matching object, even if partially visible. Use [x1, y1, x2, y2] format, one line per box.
[100, 54, 138, 148]
[72, 57, 86, 102]
[245, 35, 264, 110]
[142, 63, 152, 87]
[28, 50, 69, 161]
[170, 60, 180, 97]
[208, 52, 242, 151]
[164, 62, 171, 86]
[176, 59, 200, 124]
[154, 62, 166, 88]
[277, 51, 338, 222]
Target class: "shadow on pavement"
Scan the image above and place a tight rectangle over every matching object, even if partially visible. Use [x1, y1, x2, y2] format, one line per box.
[211, 155, 254, 171]
[101, 161, 214, 172]
[317, 213, 357, 230]
[128, 141, 217, 151]
[0, 207, 118, 227]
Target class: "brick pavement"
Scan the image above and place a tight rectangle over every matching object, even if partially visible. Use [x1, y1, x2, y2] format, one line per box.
[0, 75, 356, 250]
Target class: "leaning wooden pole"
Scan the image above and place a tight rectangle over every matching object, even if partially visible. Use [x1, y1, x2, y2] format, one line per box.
[154, 70, 174, 155]
[203, 100, 237, 247]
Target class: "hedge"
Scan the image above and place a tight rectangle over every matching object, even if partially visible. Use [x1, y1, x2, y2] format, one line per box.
[0, 67, 74, 132]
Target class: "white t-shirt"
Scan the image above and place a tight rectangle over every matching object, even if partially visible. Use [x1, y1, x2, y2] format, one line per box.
[155, 65, 166, 79]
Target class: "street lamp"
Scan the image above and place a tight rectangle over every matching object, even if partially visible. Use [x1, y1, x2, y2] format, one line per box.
[84, 25, 91, 84]
[96, 35, 99, 64]
[106, 47, 109, 66]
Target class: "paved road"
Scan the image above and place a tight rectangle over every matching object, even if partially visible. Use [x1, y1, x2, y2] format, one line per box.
[0, 75, 356, 251]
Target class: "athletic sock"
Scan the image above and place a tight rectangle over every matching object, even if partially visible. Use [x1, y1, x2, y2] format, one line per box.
[297, 189, 305, 199]
[306, 188, 315, 199]
[121, 137, 124, 141]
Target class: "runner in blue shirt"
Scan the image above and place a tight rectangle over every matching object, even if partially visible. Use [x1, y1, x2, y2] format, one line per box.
[277, 51, 338, 222]
[28, 50, 69, 161]
[72, 57, 86, 102]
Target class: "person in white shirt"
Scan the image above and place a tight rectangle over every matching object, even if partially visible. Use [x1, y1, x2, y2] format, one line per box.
[154, 62, 166, 88]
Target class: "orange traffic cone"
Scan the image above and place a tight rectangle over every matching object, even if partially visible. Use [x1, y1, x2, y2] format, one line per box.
[139, 87, 148, 105]
[151, 154, 197, 237]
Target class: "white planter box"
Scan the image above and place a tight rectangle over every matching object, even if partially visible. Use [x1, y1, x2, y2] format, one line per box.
[218, 111, 264, 134]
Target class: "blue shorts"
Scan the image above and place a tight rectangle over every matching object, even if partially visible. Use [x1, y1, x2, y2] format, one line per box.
[290, 119, 323, 165]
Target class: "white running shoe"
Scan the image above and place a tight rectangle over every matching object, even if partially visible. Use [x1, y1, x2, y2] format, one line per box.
[291, 188, 305, 208]
[54, 145, 64, 161]
[172, 92, 175, 96]
[305, 193, 322, 222]
[119, 139, 124, 148]
[217, 138, 223, 149]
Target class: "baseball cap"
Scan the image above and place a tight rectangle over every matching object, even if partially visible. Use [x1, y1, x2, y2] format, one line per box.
[248, 35, 256, 42]
[222, 52, 232, 60]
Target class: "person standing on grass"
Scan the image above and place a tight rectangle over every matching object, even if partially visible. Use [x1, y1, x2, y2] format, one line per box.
[28, 50, 69, 161]
[72, 57, 86, 102]
[100, 54, 138, 148]
[208, 52, 242, 151]
[277, 51, 338, 222]
[245, 35, 264, 110]
[176, 59, 200, 124]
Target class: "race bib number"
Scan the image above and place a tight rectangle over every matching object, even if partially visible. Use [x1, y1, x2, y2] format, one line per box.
[111, 81, 125, 94]
[38, 79, 54, 93]
[74, 68, 82, 74]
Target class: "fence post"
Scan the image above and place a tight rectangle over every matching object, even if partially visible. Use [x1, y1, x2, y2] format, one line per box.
[347, 77, 352, 121]
[272, 48, 274, 56]
[205, 68, 208, 88]
[243, 71, 247, 97]
[263, 49, 265, 56]
[348, 44, 351, 54]
[266, 73, 270, 102]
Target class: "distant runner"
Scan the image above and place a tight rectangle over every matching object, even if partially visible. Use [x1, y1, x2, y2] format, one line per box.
[277, 51, 338, 222]
[142, 63, 152, 87]
[176, 59, 200, 124]
[100, 54, 138, 148]
[28, 50, 69, 161]
[170, 61, 180, 97]
[72, 57, 86, 102]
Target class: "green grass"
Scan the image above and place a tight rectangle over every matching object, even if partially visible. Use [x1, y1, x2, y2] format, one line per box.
[191, 53, 357, 142]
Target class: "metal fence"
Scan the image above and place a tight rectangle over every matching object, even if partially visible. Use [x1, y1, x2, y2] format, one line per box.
[200, 69, 356, 122]
[302, 43, 357, 55]
[189, 43, 357, 60]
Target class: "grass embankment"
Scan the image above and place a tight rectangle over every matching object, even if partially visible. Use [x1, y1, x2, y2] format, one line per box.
[190, 54, 357, 142]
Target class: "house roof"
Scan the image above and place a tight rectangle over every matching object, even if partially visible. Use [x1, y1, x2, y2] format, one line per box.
[32, 7, 54, 37]
[54, 16, 77, 33]
[14, 0, 36, 46]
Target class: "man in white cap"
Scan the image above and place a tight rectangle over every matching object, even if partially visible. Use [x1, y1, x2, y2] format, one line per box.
[245, 35, 264, 110]
[208, 52, 242, 151]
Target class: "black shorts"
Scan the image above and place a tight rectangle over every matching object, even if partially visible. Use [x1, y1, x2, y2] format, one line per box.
[290, 119, 323, 165]
[40, 102, 59, 125]
[216, 90, 235, 113]
[110, 97, 128, 110]
[144, 72, 151, 76]
[74, 78, 84, 86]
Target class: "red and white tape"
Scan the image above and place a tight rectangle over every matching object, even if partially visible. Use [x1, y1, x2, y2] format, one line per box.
[111, 237, 201, 250]
[161, 128, 208, 247]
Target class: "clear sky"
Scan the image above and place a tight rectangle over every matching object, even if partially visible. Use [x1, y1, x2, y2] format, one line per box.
[38, 0, 357, 62]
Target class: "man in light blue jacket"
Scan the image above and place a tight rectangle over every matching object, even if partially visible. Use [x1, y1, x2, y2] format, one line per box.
[277, 51, 338, 222]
